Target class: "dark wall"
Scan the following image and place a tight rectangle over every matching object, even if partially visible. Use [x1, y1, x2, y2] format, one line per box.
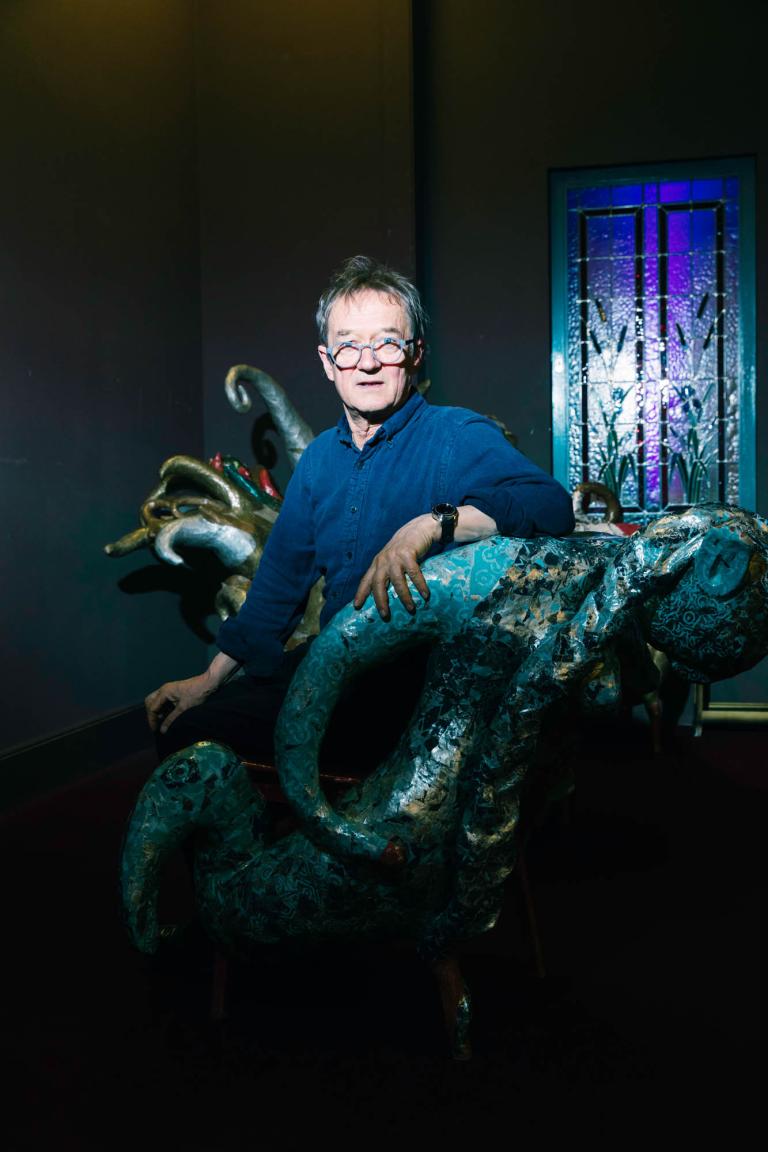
[5, 0, 764, 767]
[416, 0, 767, 509]
[195, 0, 416, 492]
[0, 0, 416, 769]
[0, 2, 204, 754]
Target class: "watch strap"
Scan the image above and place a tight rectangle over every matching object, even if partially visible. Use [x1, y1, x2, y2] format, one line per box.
[432, 502, 458, 545]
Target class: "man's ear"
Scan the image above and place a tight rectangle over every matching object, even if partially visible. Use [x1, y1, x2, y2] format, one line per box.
[412, 339, 425, 369]
[318, 346, 334, 382]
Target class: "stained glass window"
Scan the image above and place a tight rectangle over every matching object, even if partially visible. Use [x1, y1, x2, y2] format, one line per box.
[551, 160, 756, 520]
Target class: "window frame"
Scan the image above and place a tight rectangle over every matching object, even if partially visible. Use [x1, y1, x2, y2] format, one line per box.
[550, 157, 756, 516]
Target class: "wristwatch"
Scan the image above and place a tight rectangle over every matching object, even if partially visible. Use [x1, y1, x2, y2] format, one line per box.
[431, 502, 459, 545]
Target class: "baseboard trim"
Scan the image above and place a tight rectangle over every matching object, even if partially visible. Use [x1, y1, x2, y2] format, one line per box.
[0, 706, 154, 813]
[691, 684, 768, 735]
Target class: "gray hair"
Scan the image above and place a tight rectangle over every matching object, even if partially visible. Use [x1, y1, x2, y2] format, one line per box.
[316, 255, 428, 345]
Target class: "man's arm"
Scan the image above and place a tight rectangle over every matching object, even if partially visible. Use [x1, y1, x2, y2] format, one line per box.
[145, 651, 241, 735]
[458, 417, 574, 540]
[355, 413, 574, 622]
[354, 505, 497, 621]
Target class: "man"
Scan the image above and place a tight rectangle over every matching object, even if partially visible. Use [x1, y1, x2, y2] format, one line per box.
[146, 255, 574, 762]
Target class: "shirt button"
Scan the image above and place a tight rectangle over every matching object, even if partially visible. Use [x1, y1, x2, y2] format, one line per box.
[346, 551, 353, 560]
[350, 505, 358, 513]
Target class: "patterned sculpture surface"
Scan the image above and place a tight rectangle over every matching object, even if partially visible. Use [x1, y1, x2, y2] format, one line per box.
[112, 369, 768, 1055]
[121, 505, 768, 1038]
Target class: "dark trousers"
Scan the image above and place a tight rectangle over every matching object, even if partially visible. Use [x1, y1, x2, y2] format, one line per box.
[155, 642, 433, 775]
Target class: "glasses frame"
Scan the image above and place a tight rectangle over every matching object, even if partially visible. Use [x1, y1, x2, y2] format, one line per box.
[326, 336, 417, 369]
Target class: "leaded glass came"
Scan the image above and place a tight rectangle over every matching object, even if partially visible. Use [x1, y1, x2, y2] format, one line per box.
[551, 162, 755, 520]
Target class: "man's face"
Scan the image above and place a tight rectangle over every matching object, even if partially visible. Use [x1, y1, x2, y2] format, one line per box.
[318, 290, 422, 425]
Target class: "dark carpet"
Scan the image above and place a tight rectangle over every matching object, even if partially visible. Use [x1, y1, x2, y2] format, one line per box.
[2, 719, 766, 1149]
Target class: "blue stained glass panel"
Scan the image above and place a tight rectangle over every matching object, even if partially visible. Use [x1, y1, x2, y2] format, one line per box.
[579, 186, 612, 209]
[693, 178, 722, 199]
[692, 210, 716, 251]
[611, 215, 636, 258]
[667, 253, 691, 298]
[612, 183, 643, 207]
[667, 212, 691, 253]
[554, 164, 749, 519]
[660, 180, 690, 202]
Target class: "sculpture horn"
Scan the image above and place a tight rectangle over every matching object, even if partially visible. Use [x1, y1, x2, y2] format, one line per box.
[104, 527, 149, 556]
[224, 365, 315, 469]
[156, 455, 272, 520]
[153, 515, 261, 571]
[572, 481, 623, 523]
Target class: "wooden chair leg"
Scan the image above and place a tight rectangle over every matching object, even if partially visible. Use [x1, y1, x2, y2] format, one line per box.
[210, 950, 229, 1023]
[432, 952, 473, 1061]
[517, 848, 546, 979]
[644, 690, 663, 755]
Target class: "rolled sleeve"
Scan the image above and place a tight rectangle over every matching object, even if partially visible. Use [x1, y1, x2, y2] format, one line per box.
[451, 417, 575, 538]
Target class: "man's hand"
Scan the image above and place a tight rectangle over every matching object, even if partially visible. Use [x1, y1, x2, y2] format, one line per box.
[145, 651, 240, 734]
[145, 675, 213, 735]
[353, 514, 439, 621]
[353, 505, 499, 622]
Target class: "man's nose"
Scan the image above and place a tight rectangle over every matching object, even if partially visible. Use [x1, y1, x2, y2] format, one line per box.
[357, 344, 380, 371]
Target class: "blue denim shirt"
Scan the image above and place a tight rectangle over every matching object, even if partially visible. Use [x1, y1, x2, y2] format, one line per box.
[217, 390, 574, 675]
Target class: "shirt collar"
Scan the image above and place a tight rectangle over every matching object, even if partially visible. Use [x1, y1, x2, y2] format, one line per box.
[335, 388, 427, 449]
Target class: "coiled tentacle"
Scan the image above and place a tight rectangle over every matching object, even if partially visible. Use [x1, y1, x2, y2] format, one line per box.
[120, 742, 266, 954]
[224, 364, 315, 469]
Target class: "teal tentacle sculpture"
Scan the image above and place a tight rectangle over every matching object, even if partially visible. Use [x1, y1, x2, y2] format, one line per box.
[121, 503, 768, 1054]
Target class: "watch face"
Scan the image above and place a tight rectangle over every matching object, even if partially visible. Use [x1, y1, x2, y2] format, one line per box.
[433, 502, 457, 519]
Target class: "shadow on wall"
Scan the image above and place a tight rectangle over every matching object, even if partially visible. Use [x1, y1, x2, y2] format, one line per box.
[116, 551, 230, 645]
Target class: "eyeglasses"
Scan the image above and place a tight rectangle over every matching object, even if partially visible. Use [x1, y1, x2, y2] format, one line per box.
[326, 337, 416, 369]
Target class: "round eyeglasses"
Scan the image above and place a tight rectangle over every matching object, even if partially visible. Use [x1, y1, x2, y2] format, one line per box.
[327, 337, 416, 369]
